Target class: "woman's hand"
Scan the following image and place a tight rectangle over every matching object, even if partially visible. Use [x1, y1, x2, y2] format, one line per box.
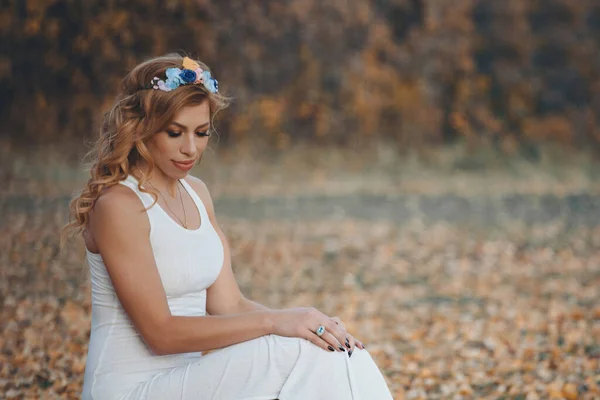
[269, 308, 364, 355]
[329, 316, 365, 355]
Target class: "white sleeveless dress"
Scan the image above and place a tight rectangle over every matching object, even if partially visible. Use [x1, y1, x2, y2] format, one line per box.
[81, 174, 394, 400]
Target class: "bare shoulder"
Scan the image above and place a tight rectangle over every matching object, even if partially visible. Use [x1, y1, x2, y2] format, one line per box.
[92, 183, 148, 222]
[87, 182, 150, 250]
[96, 181, 141, 205]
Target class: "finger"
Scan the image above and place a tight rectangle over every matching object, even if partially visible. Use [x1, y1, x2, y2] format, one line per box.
[322, 330, 347, 352]
[325, 320, 350, 352]
[345, 334, 356, 357]
[317, 322, 346, 352]
[354, 338, 365, 350]
[305, 328, 343, 353]
[314, 313, 346, 352]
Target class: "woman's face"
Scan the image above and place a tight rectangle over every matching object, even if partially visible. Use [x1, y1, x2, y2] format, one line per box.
[145, 101, 211, 178]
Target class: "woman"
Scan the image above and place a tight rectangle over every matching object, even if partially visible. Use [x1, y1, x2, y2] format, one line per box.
[62, 54, 393, 400]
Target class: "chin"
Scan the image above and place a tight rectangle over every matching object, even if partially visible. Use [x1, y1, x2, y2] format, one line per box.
[172, 169, 190, 176]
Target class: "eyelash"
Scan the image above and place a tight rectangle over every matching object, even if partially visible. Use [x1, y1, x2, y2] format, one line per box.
[167, 130, 211, 138]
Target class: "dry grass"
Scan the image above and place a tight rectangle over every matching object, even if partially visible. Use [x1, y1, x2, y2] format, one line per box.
[1, 139, 599, 399]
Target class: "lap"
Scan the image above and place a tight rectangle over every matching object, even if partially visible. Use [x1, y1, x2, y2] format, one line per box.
[123, 334, 377, 400]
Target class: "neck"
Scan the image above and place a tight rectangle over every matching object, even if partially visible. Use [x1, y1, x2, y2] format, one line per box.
[131, 164, 181, 198]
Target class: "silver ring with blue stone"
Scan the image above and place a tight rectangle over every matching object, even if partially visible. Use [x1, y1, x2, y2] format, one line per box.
[315, 325, 326, 337]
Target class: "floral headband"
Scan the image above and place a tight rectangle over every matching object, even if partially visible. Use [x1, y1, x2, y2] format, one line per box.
[148, 57, 219, 93]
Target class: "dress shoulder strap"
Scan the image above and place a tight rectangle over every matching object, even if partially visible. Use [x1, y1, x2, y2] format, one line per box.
[178, 178, 210, 221]
[117, 175, 157, 210]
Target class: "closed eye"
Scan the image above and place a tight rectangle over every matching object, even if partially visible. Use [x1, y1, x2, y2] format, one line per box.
[167, 130, 211, 138]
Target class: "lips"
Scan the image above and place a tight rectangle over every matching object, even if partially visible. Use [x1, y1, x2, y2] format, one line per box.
[173, 159, 195, 166]
[172, 159, 196, 171]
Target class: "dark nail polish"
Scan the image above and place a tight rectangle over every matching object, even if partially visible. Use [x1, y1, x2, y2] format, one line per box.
[345, 341, 351, 349]
[328, 346, 335, 352]
[338, 346, 345, 352]
[348, 350, 353, 357]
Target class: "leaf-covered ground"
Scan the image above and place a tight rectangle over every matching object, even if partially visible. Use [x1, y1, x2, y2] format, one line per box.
[1, 142, 599, 399]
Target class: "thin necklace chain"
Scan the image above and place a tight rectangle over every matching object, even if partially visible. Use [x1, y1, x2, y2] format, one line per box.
[147, 179, 188, 229]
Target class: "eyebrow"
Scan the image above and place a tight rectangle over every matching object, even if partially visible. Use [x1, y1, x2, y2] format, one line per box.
[170, 121, 210, 130]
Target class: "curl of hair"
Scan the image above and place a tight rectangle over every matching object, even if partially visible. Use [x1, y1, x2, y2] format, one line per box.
[60, 53, 230, 254]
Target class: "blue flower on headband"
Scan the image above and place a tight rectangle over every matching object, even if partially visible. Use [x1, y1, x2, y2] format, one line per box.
[164, 67, 185, 90]
[180, 69, 197, 84]
[165, 78, 181, 90]
[166, 68, 184, 83]
[202, 70, 219, 93]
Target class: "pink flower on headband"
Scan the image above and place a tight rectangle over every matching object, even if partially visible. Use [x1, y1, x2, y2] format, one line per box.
[194, 67, 204, 84]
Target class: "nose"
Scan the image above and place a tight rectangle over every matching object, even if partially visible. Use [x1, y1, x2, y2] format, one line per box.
[180, 132, 198, 157]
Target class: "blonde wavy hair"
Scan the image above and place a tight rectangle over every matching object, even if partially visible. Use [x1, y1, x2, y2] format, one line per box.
[60, 53, 229, 254]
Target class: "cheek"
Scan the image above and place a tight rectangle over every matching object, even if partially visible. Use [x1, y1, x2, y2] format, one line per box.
[199, 139, 209, 149]
[151, 137, 176, 157]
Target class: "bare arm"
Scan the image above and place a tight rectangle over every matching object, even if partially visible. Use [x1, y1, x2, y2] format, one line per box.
[162, 310, 274, 355]
[89, 185, 275, 356]
[237, 297, 272, 313]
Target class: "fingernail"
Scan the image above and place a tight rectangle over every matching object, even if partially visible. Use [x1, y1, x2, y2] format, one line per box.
[348, 350, 353, 357]
[338, 346, 345, 352]
[345, 341, 351, 349]
[328, 346, 335, 352]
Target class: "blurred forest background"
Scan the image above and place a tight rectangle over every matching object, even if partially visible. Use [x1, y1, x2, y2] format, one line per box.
[1, 0, 600, 399]
[2, 0, 600, 152]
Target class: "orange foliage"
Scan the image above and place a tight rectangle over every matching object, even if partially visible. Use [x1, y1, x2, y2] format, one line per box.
[2, 0, 600, 153]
